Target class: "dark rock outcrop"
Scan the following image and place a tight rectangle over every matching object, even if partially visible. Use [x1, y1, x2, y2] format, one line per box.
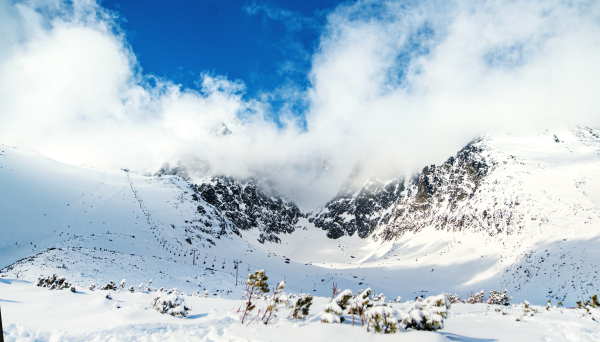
[311, 138, 493, 240]
[190, 177, 303, 243]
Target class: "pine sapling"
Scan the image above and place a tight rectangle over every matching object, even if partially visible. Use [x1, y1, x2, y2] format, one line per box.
[330, 282, 340, 303]
[349, 288, 372, 326]
[288, 293, 313, 319]
[322, 289, 353, 323]
[241, 270, 269, 323]
[487, 289, 511, 306]
[262, 280, 286, 325]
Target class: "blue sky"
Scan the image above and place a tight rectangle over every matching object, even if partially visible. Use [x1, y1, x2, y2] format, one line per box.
[102, 0, 347, 99]
[1, 0, 599, 208]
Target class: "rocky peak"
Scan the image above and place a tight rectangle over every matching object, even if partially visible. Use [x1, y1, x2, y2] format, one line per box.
[309, 177, 405, 239]
[311, 138, 492, 240]
[190, 176, 303, 243]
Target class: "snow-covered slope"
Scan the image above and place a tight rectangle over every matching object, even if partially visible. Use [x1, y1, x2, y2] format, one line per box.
[2, 127, 600, 306]
[304, 127, 600, 303]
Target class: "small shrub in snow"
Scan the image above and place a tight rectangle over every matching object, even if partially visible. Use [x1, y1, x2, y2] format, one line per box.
[321, 312, 341, 323]
[99, 280, 117, 291]
[288, 293, 313, 319]
[88, 284, 95, 291]
[578, 295, 600, 321]
[128, 286, 135, 293]
[365, 306, 398, 333]
[348, 288, 372, 326]
[119, 279, 126, 289]
[35, 274, 72, 291]
[262, 280, 286, 324]
[192, 290, 201, 297]
[70, 286, 76, 293]
[445, 293, 462, 304]
[518, 300, 537, 320]
[241, 269, 270, 323]
[395, 293, 451, 331]
[105, 292, 112, 300]
[151, 290, 191, 317]
[112, 303, 121, 310]
[486, 289, 511, 306]
[138, 279, 154, 292]
[580, 294, 600, 308]
[319, 289, 451, 333]
[322, 289, 353, 323]
[466, 290, 485, 304]
[371, 293, 386, 306]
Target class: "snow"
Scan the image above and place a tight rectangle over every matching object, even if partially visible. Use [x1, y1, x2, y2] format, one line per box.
[2, 278, 599, 341]
[2, 127, 600, 339]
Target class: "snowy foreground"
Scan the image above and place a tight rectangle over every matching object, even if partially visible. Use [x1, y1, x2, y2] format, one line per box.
[1, 277, 599, 341]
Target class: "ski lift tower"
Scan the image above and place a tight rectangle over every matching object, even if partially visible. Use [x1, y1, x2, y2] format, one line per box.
[233, 259, 242, 285]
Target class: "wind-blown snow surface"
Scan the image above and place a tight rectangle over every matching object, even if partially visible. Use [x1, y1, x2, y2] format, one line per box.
[1, 127, 600, 339]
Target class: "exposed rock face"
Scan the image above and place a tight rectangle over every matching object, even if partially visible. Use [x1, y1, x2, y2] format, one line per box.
[183, 128, 600, 243]
[311, 138, 493, 240]
[309, 178, 405, 239]
[190, 177, 303, 243]
[375, 139, 492, 241]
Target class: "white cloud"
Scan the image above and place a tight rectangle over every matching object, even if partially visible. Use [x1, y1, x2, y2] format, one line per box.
[1, 0, 599, 210]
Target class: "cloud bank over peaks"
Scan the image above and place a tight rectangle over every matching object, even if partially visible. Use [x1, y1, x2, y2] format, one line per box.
[1, 0, 599, 210]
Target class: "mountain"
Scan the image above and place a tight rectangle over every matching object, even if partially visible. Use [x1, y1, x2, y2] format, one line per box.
[310, 138, 490, 240]
[2, 126, 600, 305]
[307, 127, 600, 302]
[191, 176, 303, 243]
